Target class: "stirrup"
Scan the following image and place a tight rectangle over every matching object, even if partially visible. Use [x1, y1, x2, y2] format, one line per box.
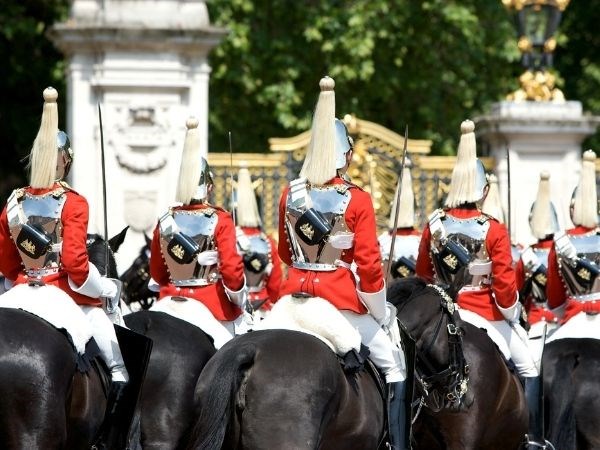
[524, 435, 555, 450]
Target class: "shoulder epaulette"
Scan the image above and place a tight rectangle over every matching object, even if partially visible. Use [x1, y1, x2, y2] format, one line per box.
[477, 213, 493, 224]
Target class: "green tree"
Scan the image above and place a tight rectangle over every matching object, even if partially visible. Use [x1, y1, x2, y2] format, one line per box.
[0, 0, 69, 200]
[206, 0, 521, 155]
[556, 2, 600, 153]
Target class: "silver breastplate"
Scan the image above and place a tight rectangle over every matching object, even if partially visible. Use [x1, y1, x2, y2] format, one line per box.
[285, 183, 351, 271]
[555, 231, 600, 299]
[159, 208, 220, 286]
[430, 212, 491, 288]
[237, 231, 272, 292]
[7, 188, 67, 274]
[520, 246, 550, 303]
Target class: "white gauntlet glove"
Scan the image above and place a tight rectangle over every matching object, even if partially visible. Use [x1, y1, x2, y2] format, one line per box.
[197, 250, 219, 265]
[496, 293, 521, 324]
[224, 276, 248, 307]
[357, 282, 388, 325]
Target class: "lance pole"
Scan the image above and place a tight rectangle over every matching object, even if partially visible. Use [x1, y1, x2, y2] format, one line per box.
[97, 103, 109, 276]
[228, 131, 236, 226]
[506, 146, 512, 243]
[385, 125, 409, 280]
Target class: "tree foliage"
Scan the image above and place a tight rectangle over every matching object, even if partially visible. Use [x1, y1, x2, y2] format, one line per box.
[206, 0, 521, 154]
[0, 0, 597, 203]
[0, 0, 68, 200]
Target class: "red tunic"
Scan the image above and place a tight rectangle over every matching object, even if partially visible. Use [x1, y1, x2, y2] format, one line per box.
[239, 226, 282, 310]
[0, 183, 101, 307]
[546, 225, 600, 323]
[416, 207, 517, 321]
[150, 203, 245, 321]
[278, 177, 384, 313]
[515, 239, 557, 325]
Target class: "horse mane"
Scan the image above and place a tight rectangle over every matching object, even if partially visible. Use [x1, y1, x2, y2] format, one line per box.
[86, 234, 118, 278]
[387, 277, 430, 309]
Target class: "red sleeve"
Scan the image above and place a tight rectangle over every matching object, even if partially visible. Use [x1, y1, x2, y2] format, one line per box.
[515, 258, 526, 290]
[266, 236, 282, 301]
[546, 243, 566, 309]
[0, 205, 23, 281]
[60, 192, 90, 286]
[346, 189, 384, 293]
[215, 211, 245, 291]
[149, 224, 170, 286]
[415, 224, 435, 281]
[487, 221, 517, 308]
[277, 187, 292, 266]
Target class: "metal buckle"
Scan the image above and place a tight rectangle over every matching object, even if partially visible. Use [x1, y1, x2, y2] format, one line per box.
[447, 323, 460, 335]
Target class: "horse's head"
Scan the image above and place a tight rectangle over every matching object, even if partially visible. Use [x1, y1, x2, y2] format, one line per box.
[388, 277, 469, 411]
[86, 227, 128, 279]
[120, 234, 156, 310]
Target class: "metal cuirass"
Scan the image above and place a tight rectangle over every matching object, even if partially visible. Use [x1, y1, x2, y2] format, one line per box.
[237, 231, 272, 292]
[430, 211, 492, 289]
[285, 182, 351, 271]
[159, 208, 220, 286]
[7, 187, 67, 275]
[555, 231, 600, 300]
[521, 246, 550, 303]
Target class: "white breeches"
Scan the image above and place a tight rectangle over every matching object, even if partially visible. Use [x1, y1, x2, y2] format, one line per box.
[340, 311, 406, 383]
[488, 319, 539, 377]
[79, 306, 129, 382]
[212, 314, 250, 350]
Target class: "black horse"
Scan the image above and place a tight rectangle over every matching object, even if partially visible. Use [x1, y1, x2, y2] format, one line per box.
[543, 337, 600, 450]
[121, 235, 156, 311]
[124, 310, 216, 450]
[185, 328, 385, 450]
[388, 278, 528, 450]
[0, 230, 127, 449]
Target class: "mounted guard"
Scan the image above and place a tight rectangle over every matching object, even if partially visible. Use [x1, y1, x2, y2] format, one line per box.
[546, 150, 600, 337]
[234, 166, 282, 315]
[0, 88, 136, 448]
[379, 160, 421, 282]
[276, 76, 410, 450]
[416, 120, 548, 449]
[149, 117, 248, 349]
[516, 171, 560, 328]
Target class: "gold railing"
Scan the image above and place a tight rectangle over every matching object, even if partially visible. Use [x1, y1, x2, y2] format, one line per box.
[208, 115, 494, 237]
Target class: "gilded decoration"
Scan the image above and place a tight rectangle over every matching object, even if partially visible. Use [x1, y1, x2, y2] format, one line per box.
[208, 115, 495, 238]
[501, 0, 570, 11]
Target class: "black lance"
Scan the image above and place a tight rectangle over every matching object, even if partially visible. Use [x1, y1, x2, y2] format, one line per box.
[98, 104, 110, 276]
[385, 125, 409, 281]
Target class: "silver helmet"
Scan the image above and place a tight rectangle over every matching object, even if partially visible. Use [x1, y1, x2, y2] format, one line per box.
[56, 130, 73, 180]
[194, 157, 214, 201]
[334, 118, 353, 170]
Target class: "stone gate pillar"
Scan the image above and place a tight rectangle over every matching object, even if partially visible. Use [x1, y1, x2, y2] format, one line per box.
[476, 101, 599, 246]
[50, 0, 225, 270]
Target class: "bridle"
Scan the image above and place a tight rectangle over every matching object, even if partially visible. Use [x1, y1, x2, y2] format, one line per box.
[399, 283, 470, 413]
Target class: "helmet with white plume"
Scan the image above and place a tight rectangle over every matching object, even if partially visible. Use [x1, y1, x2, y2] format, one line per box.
[529, 171, 559, 239]
[482, 174, 505, 223]
[175, 117, 213, 204]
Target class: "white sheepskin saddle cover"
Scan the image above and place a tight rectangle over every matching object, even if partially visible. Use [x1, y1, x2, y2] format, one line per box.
[458, 308, 511, 361]
[150, 296, 217, 329]
[0, 284, 92, 354]
[254, 295, 362, 356]
[546, 311, 600, 343]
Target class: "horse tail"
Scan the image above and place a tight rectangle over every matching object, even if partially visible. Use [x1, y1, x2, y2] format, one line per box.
[546, 350, 577, 450]
[186, 341, 257, 450]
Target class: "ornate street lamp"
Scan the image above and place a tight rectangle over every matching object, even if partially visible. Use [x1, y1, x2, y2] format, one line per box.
[502, 0, 571, 101]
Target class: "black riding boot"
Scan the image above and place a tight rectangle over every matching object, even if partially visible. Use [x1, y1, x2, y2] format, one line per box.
[93, 381, 129, 450]
[524, 376, 546, 449]
[388, 381, 410, 450]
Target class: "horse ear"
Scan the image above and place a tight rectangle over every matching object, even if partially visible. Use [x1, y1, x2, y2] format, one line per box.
[144, 233, 152, 248]
[108, 226, 129, 253]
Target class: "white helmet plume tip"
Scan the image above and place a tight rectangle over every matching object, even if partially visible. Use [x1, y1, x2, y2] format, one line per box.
[583, 149, 596, 162]
[43, 87, 58, 103]
[540, 170, 550, 180]
[186, 117, 199, 129]
[319, 76, 335, 91]
[461, 119, 475, 134]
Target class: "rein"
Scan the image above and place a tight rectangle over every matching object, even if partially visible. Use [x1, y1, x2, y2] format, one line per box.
[405, 284, 470, 412]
